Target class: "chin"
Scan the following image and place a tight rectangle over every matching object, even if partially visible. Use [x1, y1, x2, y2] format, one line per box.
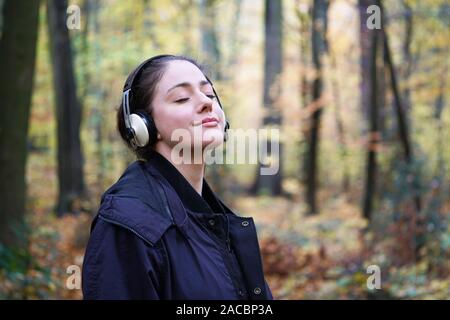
[202, 130, 224, 149]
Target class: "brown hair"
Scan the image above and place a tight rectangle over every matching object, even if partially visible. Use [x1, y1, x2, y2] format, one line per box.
[117, 55, 208, 160]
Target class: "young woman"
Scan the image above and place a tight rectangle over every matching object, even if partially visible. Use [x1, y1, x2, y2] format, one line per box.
[82, 54, 273, 300]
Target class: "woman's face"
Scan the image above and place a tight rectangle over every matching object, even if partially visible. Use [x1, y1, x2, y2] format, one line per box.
[151, 60, 226, 155]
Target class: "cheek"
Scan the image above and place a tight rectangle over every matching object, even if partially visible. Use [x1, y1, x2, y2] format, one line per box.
[154, 107, 193, 139]
[217, 106, 226, 126]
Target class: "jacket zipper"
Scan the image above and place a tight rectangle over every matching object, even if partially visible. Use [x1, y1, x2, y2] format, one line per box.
[225, 214, 232, 252]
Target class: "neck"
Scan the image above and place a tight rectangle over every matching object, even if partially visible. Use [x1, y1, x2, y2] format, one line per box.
[154, 143, 205, 195]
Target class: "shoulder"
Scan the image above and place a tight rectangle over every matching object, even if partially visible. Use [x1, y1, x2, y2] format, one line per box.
[95, 195, 172, 246]
[102, 160, 157, 203]
[91, 160, 174, 247]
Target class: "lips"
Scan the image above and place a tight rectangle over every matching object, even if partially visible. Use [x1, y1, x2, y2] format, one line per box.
[201, 117, 219, 124]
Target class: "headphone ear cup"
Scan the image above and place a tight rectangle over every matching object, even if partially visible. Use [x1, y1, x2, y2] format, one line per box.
[134, 111, 158, 146]
[129, 113, 149, 147]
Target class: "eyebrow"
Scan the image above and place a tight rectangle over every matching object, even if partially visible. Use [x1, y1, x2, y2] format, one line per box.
[166, 80, 211, 94]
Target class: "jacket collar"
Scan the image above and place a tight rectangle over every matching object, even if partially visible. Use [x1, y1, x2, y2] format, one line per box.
[146, 149, 227, 214]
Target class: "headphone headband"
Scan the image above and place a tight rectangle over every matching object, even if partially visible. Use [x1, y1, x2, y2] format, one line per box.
[123, 54, 175, 93]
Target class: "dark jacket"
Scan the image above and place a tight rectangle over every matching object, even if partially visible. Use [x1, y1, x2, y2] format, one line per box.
[82, 150, 273, 300]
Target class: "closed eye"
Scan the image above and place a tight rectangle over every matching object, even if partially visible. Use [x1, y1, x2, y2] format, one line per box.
[175, 98, 189, 103]
[174, 95, 216, 104]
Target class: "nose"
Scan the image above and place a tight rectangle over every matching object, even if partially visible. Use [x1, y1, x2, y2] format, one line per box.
[196, 92, 214, 113]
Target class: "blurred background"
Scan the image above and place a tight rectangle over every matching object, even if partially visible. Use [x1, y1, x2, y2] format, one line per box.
[0, 0, 449, 299]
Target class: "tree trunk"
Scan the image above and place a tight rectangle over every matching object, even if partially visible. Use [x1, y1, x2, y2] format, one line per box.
[401, 0, 413, 117]
[358, 0, 373, 125]
[434, 61, 446, 177]
[330, 49, 350, 193]
[383, 18, 421, 213]
[383, 34, 412, 160]
[304, 0, 329, 215]
[88, 0, 108, 190]
[381, 2, 425, 257]
[295, 0, 311, 188]
[47, 0, 85, 216]
[250, 0, 284, 196]
[361, 0, 381, 221]
[0, 0, 40, 247]
[77, 0, 92, 103]
[226, 0, 243, 73]
[200, 0, 222, 80]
